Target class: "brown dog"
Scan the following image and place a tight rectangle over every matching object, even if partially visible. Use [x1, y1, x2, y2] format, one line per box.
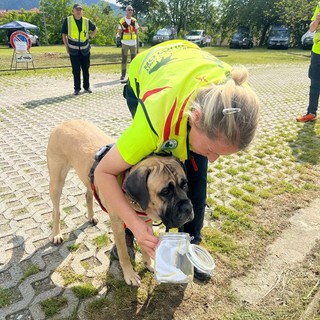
[47, 119, 194, 286]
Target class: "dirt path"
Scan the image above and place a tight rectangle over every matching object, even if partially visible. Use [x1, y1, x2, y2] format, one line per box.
[232, 198, 320, 307]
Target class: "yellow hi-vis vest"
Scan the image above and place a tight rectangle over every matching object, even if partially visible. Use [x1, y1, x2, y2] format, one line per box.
[67, 16, 90, 55]
[312, 3, 320, 54]
[117, 40, 232, 165]
[119, 17, 137, 40]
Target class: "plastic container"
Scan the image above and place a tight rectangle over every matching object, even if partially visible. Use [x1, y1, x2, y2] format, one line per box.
[154, 232, 215, 284]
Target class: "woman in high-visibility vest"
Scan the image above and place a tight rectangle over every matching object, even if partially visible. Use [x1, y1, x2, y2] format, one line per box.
[95, 40, 260, 282]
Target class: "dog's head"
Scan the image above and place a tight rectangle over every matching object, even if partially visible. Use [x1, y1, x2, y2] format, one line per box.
[123, 156, 194, 229]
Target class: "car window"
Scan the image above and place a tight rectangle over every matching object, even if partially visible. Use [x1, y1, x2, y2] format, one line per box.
[187, 31, 201, 36]
[157, 29, 171, 36]
[270, 30, 289, 38]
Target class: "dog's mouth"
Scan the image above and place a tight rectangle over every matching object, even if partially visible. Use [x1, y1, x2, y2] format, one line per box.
[160, 199, 194, 230]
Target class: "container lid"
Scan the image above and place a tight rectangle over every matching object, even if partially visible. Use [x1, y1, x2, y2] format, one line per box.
[186, 244, 215, 275]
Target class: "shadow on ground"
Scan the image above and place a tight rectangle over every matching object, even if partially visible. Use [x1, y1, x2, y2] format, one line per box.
[290, 121, 320, 165]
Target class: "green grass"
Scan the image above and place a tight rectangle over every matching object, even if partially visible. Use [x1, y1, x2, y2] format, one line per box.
[0, 44, 311, 76]
[40, 296, 68, 317]
[21, 264, 40, 281]
[58, 267, 85, 286]
[71, 283, 98, 299]
[0, 287, 12, 308]
[67, 243, 81, 252]
[93, 234, 109, 249]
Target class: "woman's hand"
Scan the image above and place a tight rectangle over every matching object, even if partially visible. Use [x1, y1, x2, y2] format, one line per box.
[131, 220, 159, 259]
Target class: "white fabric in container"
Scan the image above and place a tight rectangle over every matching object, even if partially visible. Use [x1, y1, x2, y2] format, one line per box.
[155, 239, 188, 282]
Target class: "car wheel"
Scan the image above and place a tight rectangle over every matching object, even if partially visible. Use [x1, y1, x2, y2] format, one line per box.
[36, 39, 40, 46]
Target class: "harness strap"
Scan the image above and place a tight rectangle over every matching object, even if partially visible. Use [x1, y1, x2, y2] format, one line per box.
[89, 144, 154, 227]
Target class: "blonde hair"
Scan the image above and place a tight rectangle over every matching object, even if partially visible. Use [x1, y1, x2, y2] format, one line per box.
[190, 65, 260, 150]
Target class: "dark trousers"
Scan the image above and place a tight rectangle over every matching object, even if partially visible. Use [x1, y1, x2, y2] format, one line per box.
[307, 52, 320, 116]
[124, 83, 208, 244]
[69, 52, 90, 91]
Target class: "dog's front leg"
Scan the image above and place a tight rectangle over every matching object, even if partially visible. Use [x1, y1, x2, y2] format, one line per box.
[48, 178, 65, 244]
[111, 219, 141, 286]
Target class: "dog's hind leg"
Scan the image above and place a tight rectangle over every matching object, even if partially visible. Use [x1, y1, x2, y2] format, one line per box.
[48, 157, 70, 245]
[85, 184, 99, 225]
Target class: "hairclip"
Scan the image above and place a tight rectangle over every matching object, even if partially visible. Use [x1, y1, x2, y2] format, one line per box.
[222, 108, 241, 115]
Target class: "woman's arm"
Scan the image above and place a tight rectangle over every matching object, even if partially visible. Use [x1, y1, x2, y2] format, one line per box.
[94, 145, 159, 258]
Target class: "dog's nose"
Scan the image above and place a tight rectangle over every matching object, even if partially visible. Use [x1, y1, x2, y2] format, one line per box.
[177, 199, 194, 221]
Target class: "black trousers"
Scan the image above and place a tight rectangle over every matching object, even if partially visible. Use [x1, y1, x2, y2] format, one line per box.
[307, 52, 320, 115]
[123, 83, 208, 244]
[69, 52, 90, 91]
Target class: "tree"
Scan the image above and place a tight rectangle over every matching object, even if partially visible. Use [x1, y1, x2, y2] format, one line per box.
[39, 0, 73, 44]
[116, 0, 159, 19]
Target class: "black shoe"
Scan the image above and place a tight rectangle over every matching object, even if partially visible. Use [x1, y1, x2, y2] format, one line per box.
[84, 88, 92, 93]
[194, 267, 211, 282]
[74, 89, 80, 95]
[111, 229, 135, 260]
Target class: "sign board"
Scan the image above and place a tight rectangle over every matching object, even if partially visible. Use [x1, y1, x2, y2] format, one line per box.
[10, 31, 32, 51]
[15, 41, 27, 52]
[16, 53, 33, 63]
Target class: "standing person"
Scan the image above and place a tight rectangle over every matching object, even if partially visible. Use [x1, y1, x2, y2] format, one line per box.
[296, 3, 320, 122]
[62, 3, 98, 95]
[94, 40, 260, 281]
[118, 5, 139, 82]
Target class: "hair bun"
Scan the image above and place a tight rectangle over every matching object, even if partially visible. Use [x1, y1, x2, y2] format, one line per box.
[231, 65, 248, 86]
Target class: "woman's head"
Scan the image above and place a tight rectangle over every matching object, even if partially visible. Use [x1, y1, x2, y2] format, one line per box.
[189, 65, 260, 153]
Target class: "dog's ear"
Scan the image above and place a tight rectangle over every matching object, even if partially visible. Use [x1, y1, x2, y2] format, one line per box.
[123, 168, 150, 211]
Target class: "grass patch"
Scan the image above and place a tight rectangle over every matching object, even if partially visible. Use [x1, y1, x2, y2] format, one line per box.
[41, 296, 68, 317]
[21, 264, 40, 281]
[67, 243, 81, 252]
[0, 287, 12, 308]
[93, 234, 109, 249]
[71, 283, 98, 299]
[85, 297, 111, 315]
[58, 267, 85, 286]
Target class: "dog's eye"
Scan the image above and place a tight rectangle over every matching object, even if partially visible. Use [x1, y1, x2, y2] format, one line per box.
[160, 184, 173, 198]
[180, 180, 189, 192]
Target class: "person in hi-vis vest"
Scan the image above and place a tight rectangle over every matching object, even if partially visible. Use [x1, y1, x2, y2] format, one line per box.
[296, 2, 320, 122]
[94, 40, 261, 282]
[62, 3, 97, 95]
[118, 5, 139, 82]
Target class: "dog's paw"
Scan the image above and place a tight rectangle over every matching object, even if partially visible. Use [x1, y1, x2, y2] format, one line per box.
[90, 215, 99, 226]
[123, 269, 141, 286]
[50, 234, 64, 245]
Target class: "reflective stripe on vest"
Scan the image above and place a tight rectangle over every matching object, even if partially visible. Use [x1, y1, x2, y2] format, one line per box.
[120, 17, 137, 40]
[67, 16, 90, 55]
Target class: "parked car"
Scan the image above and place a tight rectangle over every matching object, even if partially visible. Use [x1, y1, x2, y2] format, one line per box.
[184, 30, 206, 47]
[301, 30, 315, 50]
[25, 29, 40, 46]
[266, 25, 290, 49]
[229, 31, 253, 49]
[151, 27, 177, 45]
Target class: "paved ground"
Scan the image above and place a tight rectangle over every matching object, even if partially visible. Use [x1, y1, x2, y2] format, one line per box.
[0, 63, 319, 319]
